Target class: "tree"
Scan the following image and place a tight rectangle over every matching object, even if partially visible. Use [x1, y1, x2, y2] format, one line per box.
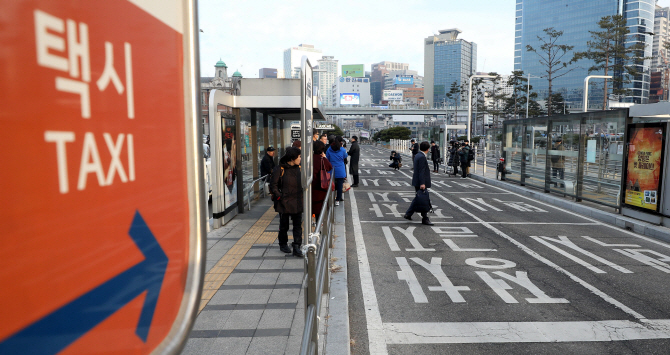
[445, 81, 465, 126]
[548, 92, 566, 115]
[503, 71, 541, 119]
[573, 15, 647, 109]
[373, 126, 411, 141]
[526, 28, 576, 116]
[324, 124, 344, 137]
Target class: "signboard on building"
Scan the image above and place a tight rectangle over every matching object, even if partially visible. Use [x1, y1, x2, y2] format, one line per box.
[394, 76, 414, 85]
[1, 1, 203, 354]
[623, 123, 666, 212]
[356, 122, 364, 128]
[383, 90, 404, 102]
[342, 64, 364, 77]
[315, 123, 334, 130]
[340, 93, 360, 105]
[360, 131, 370, 139]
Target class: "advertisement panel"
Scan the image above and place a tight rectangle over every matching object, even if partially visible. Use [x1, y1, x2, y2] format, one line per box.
[222, 115, 238, 210]
[340, 93, 360, 105]
[342, 64, 365, 78]
[383, 90, 403, 102]
[361, 131, 370, 139]
[623, 123, 666, 212]
[394, 76, 414, 85]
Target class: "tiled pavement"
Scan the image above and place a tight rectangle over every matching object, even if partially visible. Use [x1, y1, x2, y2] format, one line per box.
[181, 198, 310, 355]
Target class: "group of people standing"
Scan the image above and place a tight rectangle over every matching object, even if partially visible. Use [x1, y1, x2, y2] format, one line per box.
[259, 132, 360, 256]
[407, 138, 474, 179]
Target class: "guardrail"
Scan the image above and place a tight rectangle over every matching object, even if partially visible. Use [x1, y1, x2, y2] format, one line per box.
[300, 173, 336, 355]
[243, 174, 269, 211]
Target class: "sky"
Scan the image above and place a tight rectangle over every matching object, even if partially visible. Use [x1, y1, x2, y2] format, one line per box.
[198, 0, 670, 79]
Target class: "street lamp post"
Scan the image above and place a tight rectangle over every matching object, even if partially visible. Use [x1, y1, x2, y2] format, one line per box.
[583, 75, 613, 112]
[468, 74, 496, 142]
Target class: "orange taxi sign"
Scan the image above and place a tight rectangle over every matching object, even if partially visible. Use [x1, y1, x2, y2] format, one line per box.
[0, 1, 205, 354]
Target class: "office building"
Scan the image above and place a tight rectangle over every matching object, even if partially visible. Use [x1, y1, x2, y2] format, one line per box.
[283, 44, 323, 79]
[332, 76, 371, 107]
[370, 61, 410, 104]
[424, 29, 477, 108]
[653, 6, 670, 70]
[515, 0, 655, 106]
[317, 56, 338, 107]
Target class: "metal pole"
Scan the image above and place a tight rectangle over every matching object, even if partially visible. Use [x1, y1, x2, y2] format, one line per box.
[526, 73, 530, 118]
[583, 75, 612, 112]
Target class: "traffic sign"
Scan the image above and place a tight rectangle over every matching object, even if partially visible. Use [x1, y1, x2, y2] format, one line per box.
[356, 122, 364, 128]
[0, 1, 204, 354]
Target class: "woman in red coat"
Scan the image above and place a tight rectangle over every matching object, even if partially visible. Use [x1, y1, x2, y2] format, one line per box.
[312, 140, 333, 219]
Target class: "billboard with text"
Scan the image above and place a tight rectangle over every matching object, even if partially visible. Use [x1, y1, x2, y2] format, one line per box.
[394, 76, 414, 85]
[383, 90, 403, 102]
[340, 93, 360, 105]
[342, 64, 365, 78]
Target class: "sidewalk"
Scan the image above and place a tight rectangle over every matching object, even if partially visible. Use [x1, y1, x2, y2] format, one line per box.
[181, 196, 349, 354]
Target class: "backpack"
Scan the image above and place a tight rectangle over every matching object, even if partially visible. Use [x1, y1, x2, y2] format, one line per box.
[551, 154, 560, 163]
[467, 147, 475, 161]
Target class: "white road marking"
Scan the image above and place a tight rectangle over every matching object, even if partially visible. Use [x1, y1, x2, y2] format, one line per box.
[582, 236, 640, 248]
[349, 177, 387, 354]
[411, 257, 470, 303]
[444, 239, 497, 252]
[431, 190, 648, 321]
[533, 236, 633, 274]
[396, 257, 428, 303]
[384, 320, 670, 344]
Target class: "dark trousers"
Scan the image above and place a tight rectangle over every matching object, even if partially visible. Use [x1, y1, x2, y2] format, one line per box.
[433, 160, 439, 171]
[552, 168, 565, 180]
[278, 213, 302, 246]
[335, 178, 344, 201]
[405, 186, 428, 219]
[452, 164, 458, 175]
[353, 174, 359, 185]
[461, 163, 468, 178]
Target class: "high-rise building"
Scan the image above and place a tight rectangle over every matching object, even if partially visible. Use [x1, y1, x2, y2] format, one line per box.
[332, 76, 371, 107]
[283, 44, 323, 79]
[317, 56, 338, 107]
[370, 61, 410, 104]
[515, 0, 654, 106]
[424, 29, 477, 108]
[653, 6, 670, 70]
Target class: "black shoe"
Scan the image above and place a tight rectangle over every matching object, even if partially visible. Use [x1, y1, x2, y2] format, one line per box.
[403, 214, 412, 221]
[422, 218, 434, 226]
[279, 244, 291, 253]
[351, 184, 358, 187]
[292, 244, 304, 257]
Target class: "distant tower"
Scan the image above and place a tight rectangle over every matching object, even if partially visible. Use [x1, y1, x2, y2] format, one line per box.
[215, 58, 228, 80]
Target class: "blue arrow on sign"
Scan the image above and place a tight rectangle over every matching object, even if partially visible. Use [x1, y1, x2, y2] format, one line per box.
[0, 211, 168, 355]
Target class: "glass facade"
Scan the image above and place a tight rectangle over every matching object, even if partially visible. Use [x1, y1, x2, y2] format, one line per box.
[501, 109, 627, 207]
[433, 40, 477, 106]
[516, 0, 654, 107]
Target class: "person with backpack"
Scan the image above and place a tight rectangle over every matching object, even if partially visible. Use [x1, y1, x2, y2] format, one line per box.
[447, 141, 459, 176]
[312, 141, 332, 219]
[458, 140, 472, 178]
[269, 147, 304, 257]
[389, 150, 402, 170]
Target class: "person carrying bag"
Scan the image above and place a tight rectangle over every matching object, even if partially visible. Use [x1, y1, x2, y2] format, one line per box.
[403, 141, 434, 225]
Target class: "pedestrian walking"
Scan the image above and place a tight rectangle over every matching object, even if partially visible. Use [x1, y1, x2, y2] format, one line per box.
[458, 140, 472, 178]
[312, 141, 332, 219]
[269, 147, 304, 257]
[430, 141, 441, 172]
[326, 135, 348, 206]
[348, 135, 360, 187]
[447, 141, 459, 176]
[260, 146, 276, 180]
[409, 138, 419, 162]
[403, 141, 434, 225]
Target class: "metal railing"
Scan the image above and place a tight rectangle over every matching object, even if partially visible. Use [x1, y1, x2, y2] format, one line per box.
[300, 173, 336, 355]
[243, 174, 269, 211]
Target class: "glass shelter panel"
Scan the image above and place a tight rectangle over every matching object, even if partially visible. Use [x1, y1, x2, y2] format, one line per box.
[521, 119, 548, 190]
[502, 121, 525, 184]
[547, 116, 582, 198]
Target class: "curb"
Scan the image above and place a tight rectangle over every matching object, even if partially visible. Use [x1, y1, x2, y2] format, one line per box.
[324, 202, 350, 355]
[470, 173, 670, 244]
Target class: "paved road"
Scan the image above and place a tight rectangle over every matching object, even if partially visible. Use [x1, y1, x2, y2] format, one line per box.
[346, 146, 670, 355]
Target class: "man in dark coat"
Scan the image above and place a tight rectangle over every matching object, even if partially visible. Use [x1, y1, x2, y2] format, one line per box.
[404, 142, 433, 225]
[260, 146, 276, 180]
[409, 138, 419, 163]
[348, 135, 360, 187]
[430, 141, 441, 173]
[269, 147, 304, 257]
[458, 140, 472, 178]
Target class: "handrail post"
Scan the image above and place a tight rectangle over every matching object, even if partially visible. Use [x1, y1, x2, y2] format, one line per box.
[305, 244, 318, 353]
